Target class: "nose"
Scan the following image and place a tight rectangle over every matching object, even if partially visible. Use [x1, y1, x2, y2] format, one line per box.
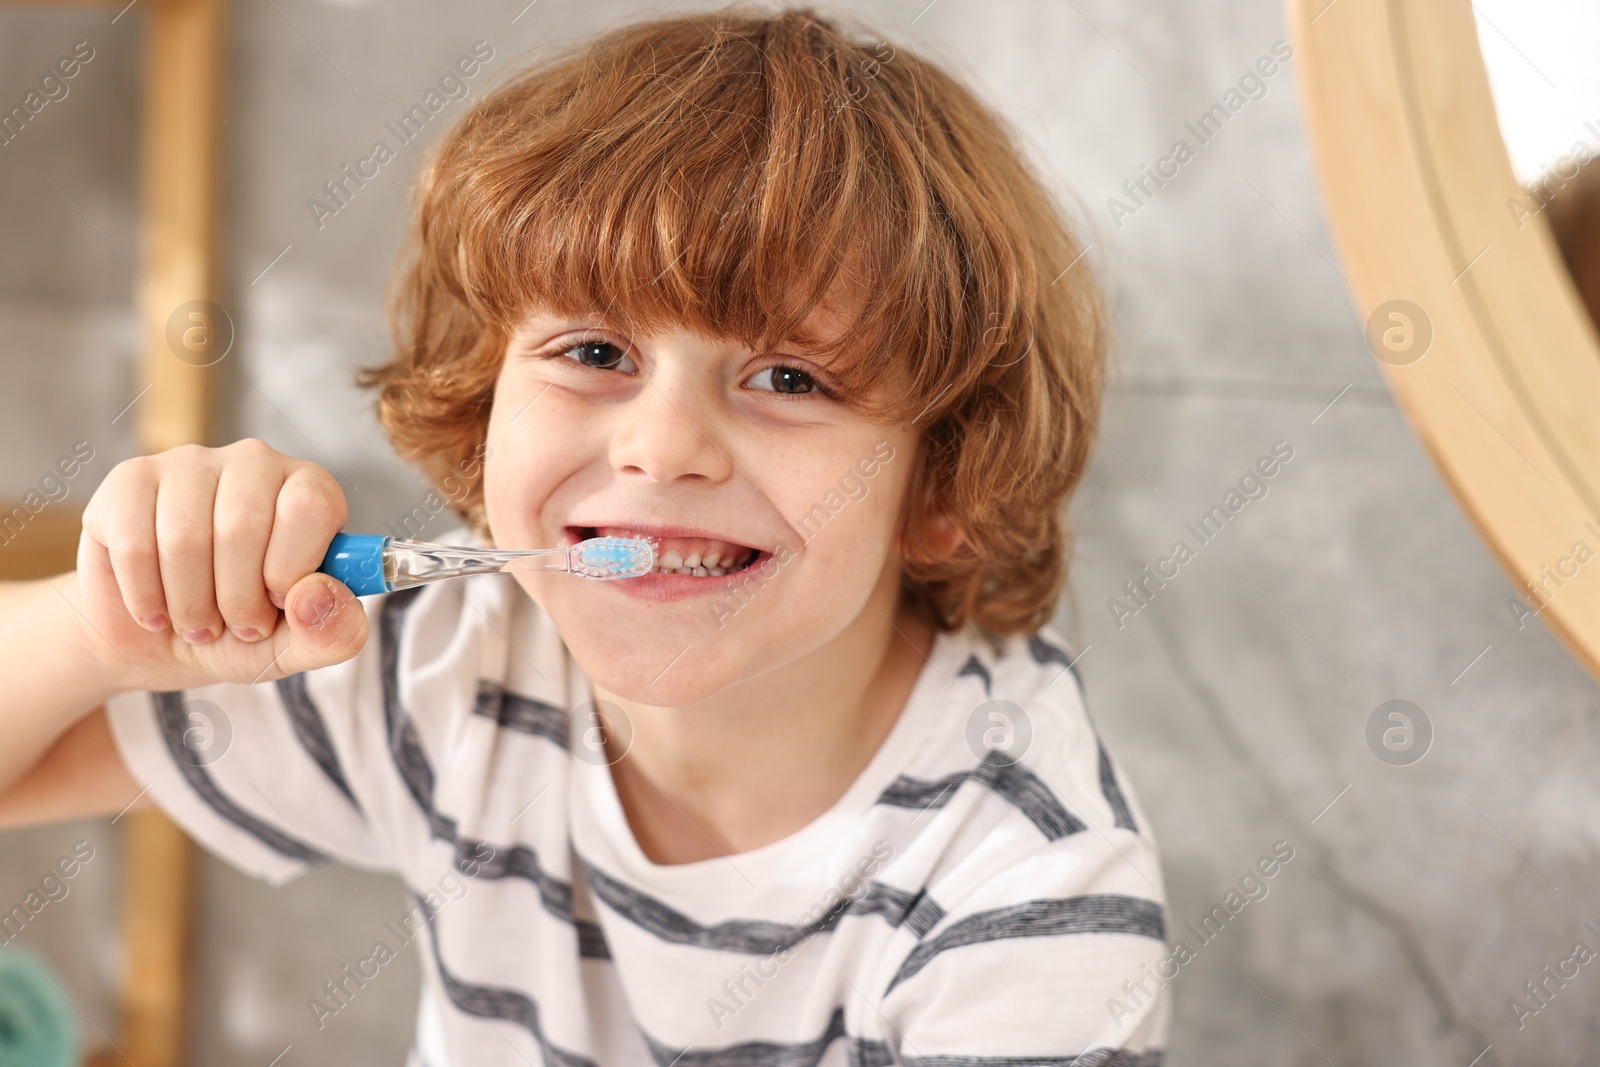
[608, 365, 737, 485]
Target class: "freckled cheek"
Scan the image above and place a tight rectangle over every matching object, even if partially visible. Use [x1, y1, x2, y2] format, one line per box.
[484, 397, 594, 533]
[790, 483, 900, 580]
[850, 470, 912, 575]
[482, 447, 558, 543]
[857, 492, 904, 573]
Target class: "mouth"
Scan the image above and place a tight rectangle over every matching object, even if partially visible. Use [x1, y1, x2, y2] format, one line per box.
[565, 525, 765, 578]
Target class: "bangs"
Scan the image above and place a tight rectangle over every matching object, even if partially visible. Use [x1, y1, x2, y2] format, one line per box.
[417, 7, 1015, 419]
[371, 4, 1107, 640]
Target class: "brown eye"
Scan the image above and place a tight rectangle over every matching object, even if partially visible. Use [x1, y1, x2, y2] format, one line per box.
[749, 365, 818, 395]
[565, 340, 629, 370]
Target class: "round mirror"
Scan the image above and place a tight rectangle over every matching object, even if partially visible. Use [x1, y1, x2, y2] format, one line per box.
[1292, 0, 1600, 682]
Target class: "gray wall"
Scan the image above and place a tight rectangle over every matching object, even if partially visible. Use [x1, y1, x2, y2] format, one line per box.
[1, 1, 1593, 1064]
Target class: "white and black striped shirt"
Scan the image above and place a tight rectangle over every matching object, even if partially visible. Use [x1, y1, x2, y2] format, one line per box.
[105, 536, 1170, 1066]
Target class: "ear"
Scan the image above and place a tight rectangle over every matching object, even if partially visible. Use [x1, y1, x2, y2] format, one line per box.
[926, 509, 963, 555]
[901, 504, 964, 565]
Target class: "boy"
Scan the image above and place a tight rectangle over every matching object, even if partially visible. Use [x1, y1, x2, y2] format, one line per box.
[0, 6, 1169, 1064]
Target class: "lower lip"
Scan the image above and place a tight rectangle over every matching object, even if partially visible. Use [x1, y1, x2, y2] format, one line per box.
[563, 528, 771, 603]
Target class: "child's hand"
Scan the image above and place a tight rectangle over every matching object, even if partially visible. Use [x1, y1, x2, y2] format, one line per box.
[74, 439, 369, 692]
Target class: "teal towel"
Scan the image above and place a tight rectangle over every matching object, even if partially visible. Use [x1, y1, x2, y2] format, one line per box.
[0, 948, 78, 1067]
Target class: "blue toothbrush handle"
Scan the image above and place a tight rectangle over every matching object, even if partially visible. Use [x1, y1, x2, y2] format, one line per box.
[319, 532, 391, 596]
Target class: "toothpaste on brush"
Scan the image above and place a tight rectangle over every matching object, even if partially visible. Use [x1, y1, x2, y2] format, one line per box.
[317, 532, 658, 595]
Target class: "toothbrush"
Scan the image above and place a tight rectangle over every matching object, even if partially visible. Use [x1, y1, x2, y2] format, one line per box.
[317, 532, 658, 596]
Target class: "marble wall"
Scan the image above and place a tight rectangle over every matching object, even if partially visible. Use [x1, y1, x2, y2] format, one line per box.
[1, 0, 1594, 1064]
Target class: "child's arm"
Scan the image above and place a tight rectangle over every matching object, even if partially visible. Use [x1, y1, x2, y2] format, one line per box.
[0, 440, 372, 831]
[0, 703, 144, 830]
[0, 573, 148, 827]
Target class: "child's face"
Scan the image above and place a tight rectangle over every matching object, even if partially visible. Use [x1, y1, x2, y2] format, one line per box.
[481, 304, 923, 705]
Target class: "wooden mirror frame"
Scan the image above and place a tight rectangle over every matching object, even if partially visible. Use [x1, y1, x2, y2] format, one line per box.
[1290, 0, 1600, 681]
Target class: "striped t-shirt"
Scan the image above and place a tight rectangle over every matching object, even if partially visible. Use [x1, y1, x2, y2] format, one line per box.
[105, 535, 1170, 1066]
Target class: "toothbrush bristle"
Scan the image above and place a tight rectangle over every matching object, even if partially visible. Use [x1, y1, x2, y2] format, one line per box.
[573, 536, 656, 579]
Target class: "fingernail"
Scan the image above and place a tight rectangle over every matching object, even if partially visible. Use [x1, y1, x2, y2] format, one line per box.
[295, 583, 337, 627]
[182, 627, 213, 645]
[229, 625, 260, 641]
[269, 591, 286, 610]
[141, 613, 168, 631]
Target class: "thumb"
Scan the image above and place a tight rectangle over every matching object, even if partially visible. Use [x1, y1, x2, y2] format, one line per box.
[272, 573, 369, 675]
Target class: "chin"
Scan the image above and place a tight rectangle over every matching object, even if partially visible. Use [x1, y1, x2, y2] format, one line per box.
[564, 626, 749, 706]
[518, 562, 873, 705]
[588, 671, 729, 708]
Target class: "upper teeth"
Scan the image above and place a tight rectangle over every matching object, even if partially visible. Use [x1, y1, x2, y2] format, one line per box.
[592, 527, 756, 577]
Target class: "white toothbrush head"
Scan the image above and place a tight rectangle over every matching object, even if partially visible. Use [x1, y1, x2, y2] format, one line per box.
[571, 536, 657, 579]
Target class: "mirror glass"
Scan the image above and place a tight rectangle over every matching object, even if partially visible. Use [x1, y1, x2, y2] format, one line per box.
[1477, 0, 1600, 319]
